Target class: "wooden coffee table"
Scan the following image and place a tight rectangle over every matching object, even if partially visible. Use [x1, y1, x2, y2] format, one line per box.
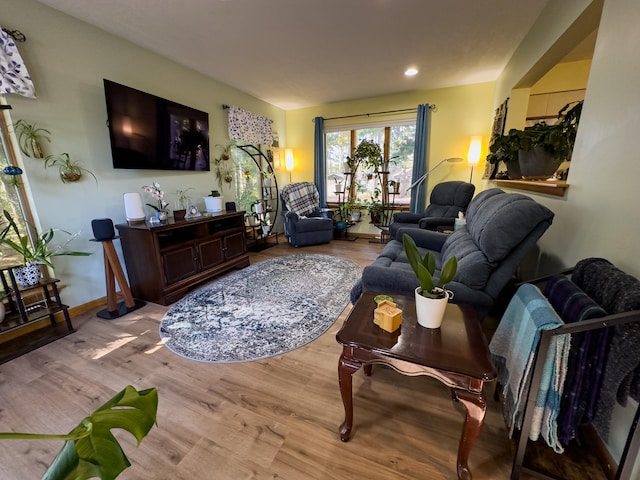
[336, 292, 496, 480]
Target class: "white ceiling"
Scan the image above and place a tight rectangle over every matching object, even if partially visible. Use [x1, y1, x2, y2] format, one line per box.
[35, 0, 569, 110]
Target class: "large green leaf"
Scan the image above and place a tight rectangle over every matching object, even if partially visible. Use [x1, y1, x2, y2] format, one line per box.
[40, 386, 158, 480]
[0, 386, 158, 480]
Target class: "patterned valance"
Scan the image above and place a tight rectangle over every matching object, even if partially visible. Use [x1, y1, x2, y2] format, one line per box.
[0, 27, 35, 98]
[227, 105, 273, 145]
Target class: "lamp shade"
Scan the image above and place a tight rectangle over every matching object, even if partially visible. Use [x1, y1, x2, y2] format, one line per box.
[123, 192, 146, 221]
[285, 148, 294, 171]
[467, 136, 482, 166]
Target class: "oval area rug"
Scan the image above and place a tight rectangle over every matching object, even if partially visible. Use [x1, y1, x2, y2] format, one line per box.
[159, 254, 362, 363]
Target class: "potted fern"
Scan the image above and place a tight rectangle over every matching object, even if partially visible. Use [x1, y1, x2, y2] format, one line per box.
[403, 233, 457, 328]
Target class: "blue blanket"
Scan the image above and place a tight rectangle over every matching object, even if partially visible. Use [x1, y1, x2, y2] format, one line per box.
[489, 283, 569, 453]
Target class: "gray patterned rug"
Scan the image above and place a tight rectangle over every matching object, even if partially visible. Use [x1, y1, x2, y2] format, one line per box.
[159, 254, 362, 363]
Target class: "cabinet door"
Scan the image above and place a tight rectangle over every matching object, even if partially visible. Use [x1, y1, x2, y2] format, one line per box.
[162, 244, 199, 285]
[223, 231, 247, 260]
[198, 238, 225, 270]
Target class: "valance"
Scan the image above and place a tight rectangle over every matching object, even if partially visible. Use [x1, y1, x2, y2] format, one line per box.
[0, 27, 35, 98]
[227, 105, 273, 145]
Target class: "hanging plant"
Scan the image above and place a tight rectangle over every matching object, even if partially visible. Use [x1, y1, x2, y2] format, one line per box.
[44, 153, 98, 184]
[13, 120, 51, 159]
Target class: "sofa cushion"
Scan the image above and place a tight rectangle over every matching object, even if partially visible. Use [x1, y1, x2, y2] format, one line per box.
[466, 190, 555, 263]
[440, 229, 493, 290]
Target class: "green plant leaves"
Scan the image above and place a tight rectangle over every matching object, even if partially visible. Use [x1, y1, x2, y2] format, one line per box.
[403, 233, 457, 298]
[39, 385, 158, 480]
[0, 386, 159, 480]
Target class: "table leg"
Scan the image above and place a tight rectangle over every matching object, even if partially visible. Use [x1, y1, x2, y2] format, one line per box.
[338, 353, 361, 442]
[451, 388, 487, 480]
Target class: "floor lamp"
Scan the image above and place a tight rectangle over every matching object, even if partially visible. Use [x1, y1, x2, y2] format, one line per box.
[405, 157, 464, 193]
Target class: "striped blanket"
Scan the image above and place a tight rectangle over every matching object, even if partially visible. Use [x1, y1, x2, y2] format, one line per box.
[489, 283, 569, 453]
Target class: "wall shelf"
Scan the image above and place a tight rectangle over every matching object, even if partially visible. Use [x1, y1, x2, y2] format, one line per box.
[494, 179, 569, 197]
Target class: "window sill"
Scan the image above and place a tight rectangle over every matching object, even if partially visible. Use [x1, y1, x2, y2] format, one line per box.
[494, 179, 569, 197]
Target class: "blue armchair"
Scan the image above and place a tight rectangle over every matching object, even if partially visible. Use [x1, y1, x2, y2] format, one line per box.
[281, 182, 334, 247]
[388, 181, 475, 240]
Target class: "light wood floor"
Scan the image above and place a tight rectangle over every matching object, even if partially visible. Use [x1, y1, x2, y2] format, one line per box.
[0, 238, 525, 479]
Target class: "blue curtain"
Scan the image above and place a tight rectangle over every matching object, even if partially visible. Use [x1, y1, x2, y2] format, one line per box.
[313, 116, 326, 207]
[410, 104, 430, 213]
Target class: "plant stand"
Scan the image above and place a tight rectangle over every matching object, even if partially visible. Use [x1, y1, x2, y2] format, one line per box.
[93, 237, 146, 320]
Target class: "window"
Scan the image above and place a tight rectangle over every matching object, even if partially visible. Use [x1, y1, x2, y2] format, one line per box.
[0, 106, 37, 268]
[325, 119, 415, 205]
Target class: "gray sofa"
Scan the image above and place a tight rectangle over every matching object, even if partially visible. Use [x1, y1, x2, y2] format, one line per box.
[350, 188, 555, 315]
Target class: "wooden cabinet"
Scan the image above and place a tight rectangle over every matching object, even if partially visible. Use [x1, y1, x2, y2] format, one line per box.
[116, 211, 250, 306]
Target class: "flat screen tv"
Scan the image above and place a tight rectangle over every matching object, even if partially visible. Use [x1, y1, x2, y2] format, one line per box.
[104, 79, 210, 171]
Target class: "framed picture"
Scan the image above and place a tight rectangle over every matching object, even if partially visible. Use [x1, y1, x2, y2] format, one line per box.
[483, 98, 509, 179]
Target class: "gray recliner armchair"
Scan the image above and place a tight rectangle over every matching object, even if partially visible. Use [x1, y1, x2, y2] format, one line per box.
[350, 188, 555, 316]
[388, 181, 475, 240]
[281, 182, 334, 247]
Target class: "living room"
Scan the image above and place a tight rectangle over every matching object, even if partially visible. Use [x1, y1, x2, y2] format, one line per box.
[1, 0, 640, 478]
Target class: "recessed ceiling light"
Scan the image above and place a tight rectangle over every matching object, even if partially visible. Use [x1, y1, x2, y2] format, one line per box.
[405, 68, 418, 77]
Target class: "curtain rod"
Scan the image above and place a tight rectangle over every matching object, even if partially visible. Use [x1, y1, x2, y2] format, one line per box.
[2, 28, 26, 42]
[315, 105, 436, 122]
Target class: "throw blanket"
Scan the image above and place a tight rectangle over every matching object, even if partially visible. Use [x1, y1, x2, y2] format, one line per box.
[281, 182, 320, 217]
[489, 283, 569, 453]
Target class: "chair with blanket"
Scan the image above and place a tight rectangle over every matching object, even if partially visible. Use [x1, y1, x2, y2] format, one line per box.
[350, 188, 555, 316]
[388, 181, 475, 240]
[280, 182, 334, 247]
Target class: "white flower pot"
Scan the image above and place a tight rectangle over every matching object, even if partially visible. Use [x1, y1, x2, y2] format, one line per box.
[203, 196, 224, 213]
[262, 225, 271, 236]
[414, 287, 453, 329]
[350, 211, 361, 222]
[263, 178, 272, 187]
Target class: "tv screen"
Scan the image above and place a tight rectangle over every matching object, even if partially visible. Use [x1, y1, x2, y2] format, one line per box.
[103, 79, 210, 171]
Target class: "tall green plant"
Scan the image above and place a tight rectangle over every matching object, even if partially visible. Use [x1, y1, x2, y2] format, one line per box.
[403, 233, 457, 299]
[0, 209, 91, 268]
[0, 385, 158, 480]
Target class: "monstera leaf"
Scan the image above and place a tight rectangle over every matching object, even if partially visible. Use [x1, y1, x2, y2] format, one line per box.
[0, 385, 158, 480]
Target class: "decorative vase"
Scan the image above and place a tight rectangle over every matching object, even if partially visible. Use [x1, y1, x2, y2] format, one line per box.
[156, 210, 169, 221]
[204, 196, 224, 213]
[13, 263, 41, 288]
[414, 287, 453, 329]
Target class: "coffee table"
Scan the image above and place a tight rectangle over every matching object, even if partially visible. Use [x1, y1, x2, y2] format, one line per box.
[336, 292, 496, 480]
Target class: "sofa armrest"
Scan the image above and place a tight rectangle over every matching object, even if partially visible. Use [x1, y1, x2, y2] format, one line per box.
[418, 217, 455, 230]
[392, 212, 424, 223]
[396, 227, 449, 251]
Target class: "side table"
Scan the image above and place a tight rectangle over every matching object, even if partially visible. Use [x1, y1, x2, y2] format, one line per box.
[336, 291, 496, 480]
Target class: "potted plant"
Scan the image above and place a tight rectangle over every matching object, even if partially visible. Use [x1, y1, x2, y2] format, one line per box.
[174, 188, 193, 220]
[203, 190, 224, 213]
[13, 119, 51, 159]
[403, 233, 457, 328]
[354, 139, 383, 172]
[142, 181, 169, 220]
[348, 197, 363, 222]
[486, 101, 583, 179]
[328, 173, 344, 193]
[0, 209, 91, 287]
[0, 385, 157, 480]
[44, 153, 97, 184]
